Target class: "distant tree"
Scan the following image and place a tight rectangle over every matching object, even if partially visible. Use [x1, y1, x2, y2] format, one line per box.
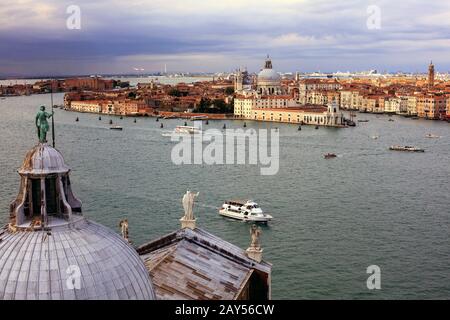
[168, 88, 182, 97]
[225, 87, 234, 95]
[128, 91, 137, 99]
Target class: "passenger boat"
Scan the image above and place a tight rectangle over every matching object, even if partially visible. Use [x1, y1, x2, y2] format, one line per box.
[190, 115, 209, 121]
[389, 145, 424, 152]
[110, 125, 123, 131]
[174, 126, 202, 134]
[219, 200, 273, 223]
[324, 153, 337, 159]
[425, 133, 440, 138]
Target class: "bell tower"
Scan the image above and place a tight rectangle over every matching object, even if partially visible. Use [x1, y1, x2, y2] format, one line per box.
[428, 61, 435, 88]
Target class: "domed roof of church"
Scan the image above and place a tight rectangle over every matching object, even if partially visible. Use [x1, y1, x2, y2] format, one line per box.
[258, 68, 281, 81]
[1, 143, 156, 300]
[0, 219, 156, 300]
[19, 143, 69, 175]
[257, 56, 281, 84]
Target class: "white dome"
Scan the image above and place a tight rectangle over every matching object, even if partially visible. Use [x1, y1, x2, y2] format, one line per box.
[258, 68, 281, 81]
[0, 218, 156, 300]
[19, 143, 69, 175]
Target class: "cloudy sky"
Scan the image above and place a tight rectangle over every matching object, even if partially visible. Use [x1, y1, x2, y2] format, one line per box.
[1, 0, 450, 76]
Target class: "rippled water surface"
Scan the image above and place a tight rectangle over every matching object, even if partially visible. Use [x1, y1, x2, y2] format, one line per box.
[1, 93, 449, 299]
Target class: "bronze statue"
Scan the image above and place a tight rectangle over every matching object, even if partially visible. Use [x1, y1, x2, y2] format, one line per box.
[35, 106, 54, 143]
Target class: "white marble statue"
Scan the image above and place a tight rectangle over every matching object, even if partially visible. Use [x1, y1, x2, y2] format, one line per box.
[182, 190, 199, 221]
[250, 224, 262, 249]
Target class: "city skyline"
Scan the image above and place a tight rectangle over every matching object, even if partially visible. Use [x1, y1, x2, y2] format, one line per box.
[1, 0, 450, 77]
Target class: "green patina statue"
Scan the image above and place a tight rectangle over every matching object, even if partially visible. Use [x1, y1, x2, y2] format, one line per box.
[35, 106, 54, 143]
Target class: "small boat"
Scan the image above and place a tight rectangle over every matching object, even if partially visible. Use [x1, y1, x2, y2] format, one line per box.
[358, 119, 369, 123]
[184, 121, 188, 126]
[0, 97, 6, 100]
[219, 200, 273, 223]
[223, 124, 226, 129]
[109, 119, 113, 125]
[134, 118, 137, 123]
[110, 125, 123, 131]
[75, 117, 79, 122]
[156, 117, 159, 122]
[298, 126, 301, 131]
[315, 125, 319, 129]
[163, 115, 177, 119]
[324, 153, 337, 159]
[160, 123, 164, 128]
[388, 119, 394, 122]
[205, 120, 209, 125]
[98, 116, 102, 120]
[389, 145, 424, 152]
[411, 117, 419, 120]
[371, 135, 379, 140]
[120, 116, 123, 120]
[174, 126, 202, 134]
[243, 122, 247, 128]
[425, 134, 440, 139]
[346, 120, 356, 127]
[190, 115, 209, 121]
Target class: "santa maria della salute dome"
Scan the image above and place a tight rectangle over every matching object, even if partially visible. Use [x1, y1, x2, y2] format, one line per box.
[0, 143, 156, 300]
[257, 55, 282, 95]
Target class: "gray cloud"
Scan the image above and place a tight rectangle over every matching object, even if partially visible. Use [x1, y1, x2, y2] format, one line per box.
[0, 0, 449, 76]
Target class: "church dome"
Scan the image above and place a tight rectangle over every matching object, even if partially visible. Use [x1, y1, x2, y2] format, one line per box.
[258, 68, 281, 82]
[257, 55, 281, 88]
[19, 143, 70, 175]
[0, 219, 155, 300]
[1, 143, 156, 300]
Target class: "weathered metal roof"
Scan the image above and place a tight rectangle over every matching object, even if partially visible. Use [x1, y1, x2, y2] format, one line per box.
[19, 143, 70, 175]
[137, 227, 271, 300]
[0, 219, 156, 300]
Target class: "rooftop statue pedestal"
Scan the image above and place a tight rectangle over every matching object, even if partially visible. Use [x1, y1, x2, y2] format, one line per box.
[180, 217, 196, 230]
[246, 247, 263, 263]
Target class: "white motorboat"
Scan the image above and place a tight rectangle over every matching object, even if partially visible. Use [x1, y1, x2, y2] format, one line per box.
[174, 126, 202, 134]
[389, 145, 424, 152]
[425, 133, 440, 139]
[219, 200, 273, 223]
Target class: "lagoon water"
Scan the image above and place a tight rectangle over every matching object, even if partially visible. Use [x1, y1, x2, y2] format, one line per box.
[1, 93, 449, 299]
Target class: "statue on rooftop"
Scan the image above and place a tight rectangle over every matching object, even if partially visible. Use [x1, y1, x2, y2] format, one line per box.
[119, 219, 129, 242]
[250, 224, 262, 249]
[182, 190, 199, 221]
[35, 106, 54, 143]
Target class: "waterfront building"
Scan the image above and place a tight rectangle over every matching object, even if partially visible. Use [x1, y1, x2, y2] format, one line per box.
[234, 95, 298, 118]
[250, 103, 345, 127]
[406, 95, 418, 116]
[417, 93, 447, 119]
[298, 79, 342, 105]
[0, 143, 156, 300]
[447, 98, 450, 121]
[384, 96, 401, 114]
[64, 76, 114, 91]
